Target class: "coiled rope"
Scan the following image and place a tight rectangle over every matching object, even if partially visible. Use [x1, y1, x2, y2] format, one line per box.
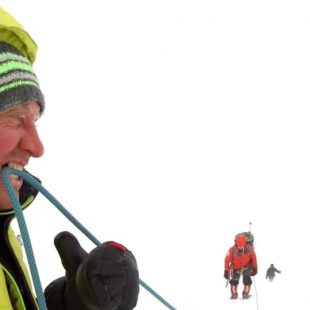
[2, 167, 177, 310]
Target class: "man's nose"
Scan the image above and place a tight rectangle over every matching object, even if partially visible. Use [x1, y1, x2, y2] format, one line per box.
[19, 124, 44, 157]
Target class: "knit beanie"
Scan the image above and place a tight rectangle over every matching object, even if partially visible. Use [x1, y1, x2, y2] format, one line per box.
[0, 7, 45, 113]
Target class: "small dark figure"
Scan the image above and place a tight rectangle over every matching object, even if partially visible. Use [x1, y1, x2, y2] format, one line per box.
[266, 264, 281, 281]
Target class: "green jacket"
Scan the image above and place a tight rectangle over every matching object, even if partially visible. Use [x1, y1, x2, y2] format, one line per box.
[0, 8, 42, 309]
[0, 177, 40, 310]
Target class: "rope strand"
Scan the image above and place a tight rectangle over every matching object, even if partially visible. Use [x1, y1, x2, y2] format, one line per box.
[2, 167, 47, 310]
[2, 167, 177, 310]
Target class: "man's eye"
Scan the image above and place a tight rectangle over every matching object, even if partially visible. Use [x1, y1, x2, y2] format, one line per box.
[0, 116, 24, 127]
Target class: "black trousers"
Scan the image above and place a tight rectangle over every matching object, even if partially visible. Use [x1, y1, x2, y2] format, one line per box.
[229, 266, 252, 286]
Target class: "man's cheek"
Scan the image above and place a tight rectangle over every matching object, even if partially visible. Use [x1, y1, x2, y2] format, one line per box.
[0, 184, 14, 209]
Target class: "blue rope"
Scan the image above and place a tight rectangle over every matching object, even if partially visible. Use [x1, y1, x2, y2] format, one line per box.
[2, 167, 47, 310]
[1, 167, 177, 310]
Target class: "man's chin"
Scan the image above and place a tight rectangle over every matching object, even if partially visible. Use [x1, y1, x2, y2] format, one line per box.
[0, 193, 19, 210]
[0, 204, 13, 211]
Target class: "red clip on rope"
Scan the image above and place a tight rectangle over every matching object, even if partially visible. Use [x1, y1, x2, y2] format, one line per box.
[108, 241, 126, 252]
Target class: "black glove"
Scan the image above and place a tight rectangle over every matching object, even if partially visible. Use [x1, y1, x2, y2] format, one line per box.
[224, 270, 229, 280]
[44, 231, 139, 310]
[251, 268, 257, 276]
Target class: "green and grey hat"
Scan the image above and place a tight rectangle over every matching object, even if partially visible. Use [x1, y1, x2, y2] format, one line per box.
[0, 41, 45, 113]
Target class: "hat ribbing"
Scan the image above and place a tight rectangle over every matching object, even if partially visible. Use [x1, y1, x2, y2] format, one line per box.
[0, 41, 45, 113]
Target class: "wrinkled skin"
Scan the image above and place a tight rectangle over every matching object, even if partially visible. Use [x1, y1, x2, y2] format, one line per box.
[0, 101, 44, 210]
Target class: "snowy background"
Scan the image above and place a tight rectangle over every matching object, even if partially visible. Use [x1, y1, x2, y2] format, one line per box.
[1, 0, 310, 309]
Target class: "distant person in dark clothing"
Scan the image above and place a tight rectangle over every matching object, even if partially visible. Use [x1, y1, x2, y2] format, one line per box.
[266, 264, 281, 281]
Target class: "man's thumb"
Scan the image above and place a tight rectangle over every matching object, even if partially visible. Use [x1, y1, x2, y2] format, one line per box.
[54, 231, 88, 277]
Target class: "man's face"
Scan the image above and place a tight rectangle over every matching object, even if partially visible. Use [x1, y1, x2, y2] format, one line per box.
[0, 102, 44, 210]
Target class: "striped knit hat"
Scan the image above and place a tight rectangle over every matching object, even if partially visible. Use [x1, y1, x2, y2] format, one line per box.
[0, 41, 45, 113]
[0, 7, 44, 113]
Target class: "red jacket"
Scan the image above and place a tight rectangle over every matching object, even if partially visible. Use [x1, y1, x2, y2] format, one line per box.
[225, 245, 257, 271]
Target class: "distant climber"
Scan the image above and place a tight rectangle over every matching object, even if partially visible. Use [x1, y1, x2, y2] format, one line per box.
[266, 264, 281, 281]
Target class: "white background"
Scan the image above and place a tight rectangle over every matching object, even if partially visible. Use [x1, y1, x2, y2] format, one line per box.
[1, 0, 310, 309]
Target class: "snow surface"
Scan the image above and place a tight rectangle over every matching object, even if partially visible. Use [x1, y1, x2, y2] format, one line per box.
[2, 0, 310, 309]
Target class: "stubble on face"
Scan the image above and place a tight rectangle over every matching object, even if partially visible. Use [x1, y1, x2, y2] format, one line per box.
[0, 102, 42, 210]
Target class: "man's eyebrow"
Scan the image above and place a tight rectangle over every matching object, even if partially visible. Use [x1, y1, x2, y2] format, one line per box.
[0, 111, 41, 125]
[0, 110, 25, 118]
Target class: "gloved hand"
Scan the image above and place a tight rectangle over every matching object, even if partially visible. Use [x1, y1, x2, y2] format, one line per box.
[44, 231, 139, 310]
[251, 268, 257, 276]
[224, 270, 229, 280]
